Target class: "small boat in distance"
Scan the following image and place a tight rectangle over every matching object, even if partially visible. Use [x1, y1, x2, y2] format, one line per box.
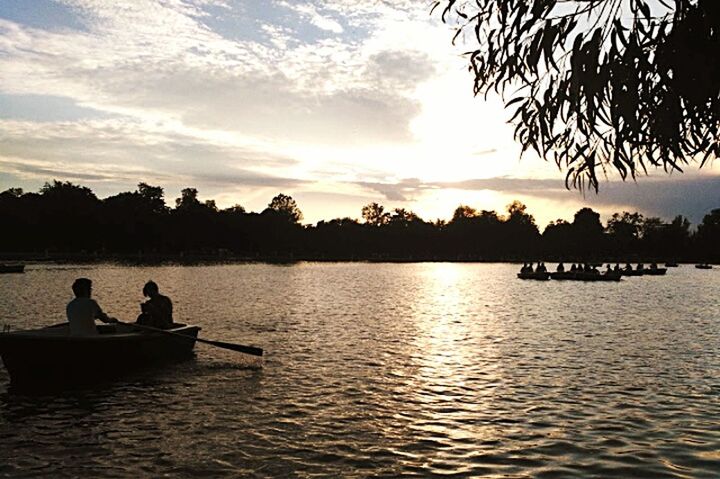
[517, 271, 551, 280]
[550, 271, 622, 282]
[517, 262, 550, 280]
[0, 263, 25, 274]
[644, 263, 667, 276]
[695, 263, 713, 269]
[665, 262, 679, 267]
[0, 322, 200, 388]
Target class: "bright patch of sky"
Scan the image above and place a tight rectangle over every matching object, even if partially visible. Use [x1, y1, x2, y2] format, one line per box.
[0, 0, 717, 227]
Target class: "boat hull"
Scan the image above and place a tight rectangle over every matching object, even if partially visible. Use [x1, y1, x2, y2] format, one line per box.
[550, 272, 622, 282]
[621, 269, 644, 276]
[0, 323, 200, 388]
[517, 272, 550, 280]
[0, 264, 24, 274]
[643, 268, 667, 275]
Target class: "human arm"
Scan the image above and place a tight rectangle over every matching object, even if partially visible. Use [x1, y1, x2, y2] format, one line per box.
[93, 300, 118, 323]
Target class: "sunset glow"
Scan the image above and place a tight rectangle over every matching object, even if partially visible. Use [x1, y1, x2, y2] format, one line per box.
[0, 1, 717, 227]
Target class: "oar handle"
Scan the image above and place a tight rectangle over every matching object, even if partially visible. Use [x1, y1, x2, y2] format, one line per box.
[121, 321, 264, 357]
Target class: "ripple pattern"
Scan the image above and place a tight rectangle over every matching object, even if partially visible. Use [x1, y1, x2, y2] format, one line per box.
[0, 262, 719, 478]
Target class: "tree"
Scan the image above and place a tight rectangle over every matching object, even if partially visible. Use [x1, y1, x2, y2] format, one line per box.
[696, 208, 720, 261]
[606, 211, 644, 256]
[607, 211, 644, 239]
[266, 193, 303, 223]
[1, 187, 23, 197]
[506, 200, 536, 228]
[435, 1, 720, 189]
[137, 182, 167, 214]
[362, 202, 390, 226]
[175, 188, 201, 210]
[389, 208, 420, 226]
[452, 205, 478, 221]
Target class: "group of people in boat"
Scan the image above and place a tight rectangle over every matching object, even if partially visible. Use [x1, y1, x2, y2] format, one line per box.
[66, 277, 173, 335]
[520, 262, 663, 275]
[520, 262, 548, 273]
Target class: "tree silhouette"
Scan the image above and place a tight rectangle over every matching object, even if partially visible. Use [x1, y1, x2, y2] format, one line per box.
[1, 180, 719, 262]
[362, 202, 390, 226]
[606, 211, 644, 257]
[175, 188, 201, 210]
[266, 193, 303, 223]
[696, 208, 720, 261]
[452, 205, 478, 221]
[435, 1, 720, 189]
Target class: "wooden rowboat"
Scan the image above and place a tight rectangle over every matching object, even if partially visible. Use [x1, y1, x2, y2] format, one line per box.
[0, 323, 200, 388]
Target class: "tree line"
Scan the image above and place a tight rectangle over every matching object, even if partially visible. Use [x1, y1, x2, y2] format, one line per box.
[0, 180, 718, 262]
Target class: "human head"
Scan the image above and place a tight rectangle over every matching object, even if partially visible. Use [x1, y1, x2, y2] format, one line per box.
[72, 278, 92, 298]
[143, 280, 159, 298]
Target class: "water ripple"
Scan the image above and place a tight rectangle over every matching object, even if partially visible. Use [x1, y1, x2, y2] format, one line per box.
[1, 263, 719, 477]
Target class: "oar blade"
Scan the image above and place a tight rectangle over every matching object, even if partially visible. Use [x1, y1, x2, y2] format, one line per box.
[202, 338, 263, 356]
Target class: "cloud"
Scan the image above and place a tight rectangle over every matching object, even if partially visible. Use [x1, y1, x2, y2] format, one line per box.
[0, 0, 439, 147]
[354, 174, 720, 224]
[0, 118, 303, 192]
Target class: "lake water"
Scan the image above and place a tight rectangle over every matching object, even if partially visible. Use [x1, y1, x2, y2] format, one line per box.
[0, 262, 719, 478]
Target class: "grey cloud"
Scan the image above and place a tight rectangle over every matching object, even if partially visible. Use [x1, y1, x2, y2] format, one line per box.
[0, 119, 303, 193]
[357, 178, 431, 201]
[355, 175, 720, 224]
[0, 156, 305, 193]
[365, 50, 437, 89]
[92, 67, 422, 145]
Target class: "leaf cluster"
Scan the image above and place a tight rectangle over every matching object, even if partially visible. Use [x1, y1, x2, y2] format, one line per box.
[434, 0, 720, 190]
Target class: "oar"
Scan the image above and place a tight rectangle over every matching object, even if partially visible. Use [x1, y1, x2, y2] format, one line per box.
[120, 321, 263, 357]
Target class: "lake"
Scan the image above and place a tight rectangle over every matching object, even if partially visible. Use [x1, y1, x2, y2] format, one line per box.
[1, 262, 719, 478]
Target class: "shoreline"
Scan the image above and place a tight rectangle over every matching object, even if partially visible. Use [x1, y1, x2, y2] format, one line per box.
[0, 252, 708, 266]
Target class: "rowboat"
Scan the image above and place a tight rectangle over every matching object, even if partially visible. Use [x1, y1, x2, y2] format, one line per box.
[695, 264, 712, 269]
[0, 323, 200, 388]
[643, 267, 667, 275]
[621, 269, 644, 276]
[550, 271, 622, 282]
[0, 264, 24, 274]
[517, 271, 550, 280]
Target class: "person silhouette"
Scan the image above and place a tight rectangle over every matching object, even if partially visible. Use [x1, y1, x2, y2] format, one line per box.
[66, 278, 117, 335]
[136, 281, 174, 329]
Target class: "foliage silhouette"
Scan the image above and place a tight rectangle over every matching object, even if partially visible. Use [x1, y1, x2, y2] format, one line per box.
[0, 181, 719, 263]
[434, 0, 720, 190]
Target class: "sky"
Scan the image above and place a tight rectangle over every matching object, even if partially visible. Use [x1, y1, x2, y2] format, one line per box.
[0, 0, 718, 228]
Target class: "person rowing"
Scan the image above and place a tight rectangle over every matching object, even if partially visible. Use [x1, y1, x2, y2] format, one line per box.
[66, 278, 118, 335]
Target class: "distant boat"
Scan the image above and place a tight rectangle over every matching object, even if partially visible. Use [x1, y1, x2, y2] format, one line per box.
[695, 263, 713, 269]
[621, 268, 644, 277]
[550, 271, 622, 282]
[0, 263, 24, 274]
[517, 271, 550, 280]
[644, 268, 667, 276]
[665, 262, 679, 267]
[0, 322, 200, 388]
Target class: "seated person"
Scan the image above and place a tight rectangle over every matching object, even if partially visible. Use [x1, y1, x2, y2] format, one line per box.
[136, 281, 174, 329]
[66, 278, 118, 335]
